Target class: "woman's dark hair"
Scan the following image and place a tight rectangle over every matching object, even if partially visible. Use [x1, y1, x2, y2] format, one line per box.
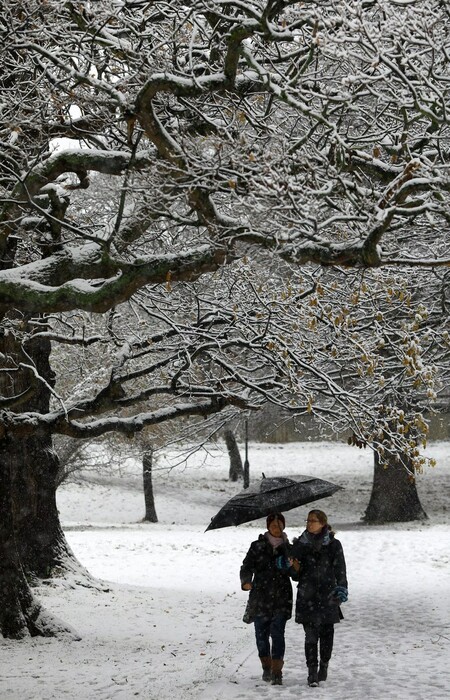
[267, 512, 286, 529]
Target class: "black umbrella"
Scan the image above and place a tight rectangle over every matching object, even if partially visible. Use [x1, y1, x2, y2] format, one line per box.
[205, 474, 343, 531]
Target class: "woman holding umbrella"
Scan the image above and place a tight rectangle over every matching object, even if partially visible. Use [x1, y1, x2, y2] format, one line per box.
[290, 508, 348, 687]
[240, 512, 294, 685]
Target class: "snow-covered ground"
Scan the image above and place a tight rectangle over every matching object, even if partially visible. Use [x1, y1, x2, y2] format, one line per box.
[1, 441, 449, 700]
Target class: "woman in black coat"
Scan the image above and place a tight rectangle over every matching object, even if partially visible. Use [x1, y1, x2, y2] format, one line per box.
[290, 509, 348, 687]
[240, 512, 293, 685]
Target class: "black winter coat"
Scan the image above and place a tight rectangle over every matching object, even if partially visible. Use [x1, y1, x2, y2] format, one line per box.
[290, 529, 347, 625]
[240, 534, 293, 624]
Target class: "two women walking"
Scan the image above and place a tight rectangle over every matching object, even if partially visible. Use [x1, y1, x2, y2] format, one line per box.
[240, 509, 348, 687]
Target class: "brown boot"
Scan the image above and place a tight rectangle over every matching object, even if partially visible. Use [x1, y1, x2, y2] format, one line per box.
[260, 656, 272, 682]
[271, 658, 284, 685]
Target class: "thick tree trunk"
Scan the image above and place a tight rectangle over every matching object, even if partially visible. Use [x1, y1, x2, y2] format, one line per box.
[363, 448, 427, 523]
[0, 324, 95, 637]
[8, 332, 85, 580]
[11, 433, 77, 579]
[0, 435, 78, 639]
[0, 436, 36, 638]
[142, 449, 158, 522]
[224, 428, 243, 481]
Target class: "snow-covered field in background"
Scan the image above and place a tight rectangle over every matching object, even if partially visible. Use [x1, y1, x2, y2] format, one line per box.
[1, 441, 449, 700]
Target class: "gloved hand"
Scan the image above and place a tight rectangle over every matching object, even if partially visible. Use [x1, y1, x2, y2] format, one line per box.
[331, 586, 348, 603]
[275, 555, 289, 570]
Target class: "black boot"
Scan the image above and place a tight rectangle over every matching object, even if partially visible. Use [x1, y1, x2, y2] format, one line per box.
[307, 665, 319, 687]
[318, 661, 328, 682]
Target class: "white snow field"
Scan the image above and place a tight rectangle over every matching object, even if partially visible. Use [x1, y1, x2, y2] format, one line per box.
[0, 441, 449, 700]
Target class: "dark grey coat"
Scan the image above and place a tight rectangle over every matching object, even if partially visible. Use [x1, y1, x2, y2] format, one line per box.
[240, 534, 293, 624]
[290, 529, 347, 625]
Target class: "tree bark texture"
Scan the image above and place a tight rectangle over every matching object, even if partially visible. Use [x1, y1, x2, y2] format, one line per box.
[364, 449, 427, 523]
[0, 434, 75, 638]
[0, 324, 85, 637]
[9, 332, 78, 578]
[224, 429, 243, 482]
[0, 433, 38, 638]
[11, 433, 75, 579]
[142, 449, 158, 522]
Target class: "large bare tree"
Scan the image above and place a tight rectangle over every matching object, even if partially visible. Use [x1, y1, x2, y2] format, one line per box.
[1, 0, 449, 638]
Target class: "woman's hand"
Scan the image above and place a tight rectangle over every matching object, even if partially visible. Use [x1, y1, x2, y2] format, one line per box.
[289, 558, 300, 572]
[242, 582, 253, 591]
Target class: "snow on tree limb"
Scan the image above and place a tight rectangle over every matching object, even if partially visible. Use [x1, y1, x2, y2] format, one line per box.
[0, 244, 227, 313]
[0, 0, 449, 470]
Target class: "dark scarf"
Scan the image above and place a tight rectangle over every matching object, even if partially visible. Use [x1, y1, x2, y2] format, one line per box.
[300, 526, 331, 552]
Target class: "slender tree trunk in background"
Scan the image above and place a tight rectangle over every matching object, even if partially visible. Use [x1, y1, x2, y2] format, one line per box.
[364, 448, 427, 523]
[142, 449, 158, 522]
[243, 420, 250, 489]
[224, 429, 243, 482]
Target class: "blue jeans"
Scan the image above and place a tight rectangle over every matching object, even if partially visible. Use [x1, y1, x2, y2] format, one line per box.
[254, 614, 287, 660]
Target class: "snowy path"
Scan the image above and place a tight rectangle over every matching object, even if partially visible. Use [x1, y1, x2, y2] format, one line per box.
[2, 523, 446, 700]
[195, 527, 450, 700]
[0, 442, 449, 699]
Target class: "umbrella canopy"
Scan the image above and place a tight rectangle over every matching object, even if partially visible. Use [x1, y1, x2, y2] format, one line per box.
[205, 475, 343, 531]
